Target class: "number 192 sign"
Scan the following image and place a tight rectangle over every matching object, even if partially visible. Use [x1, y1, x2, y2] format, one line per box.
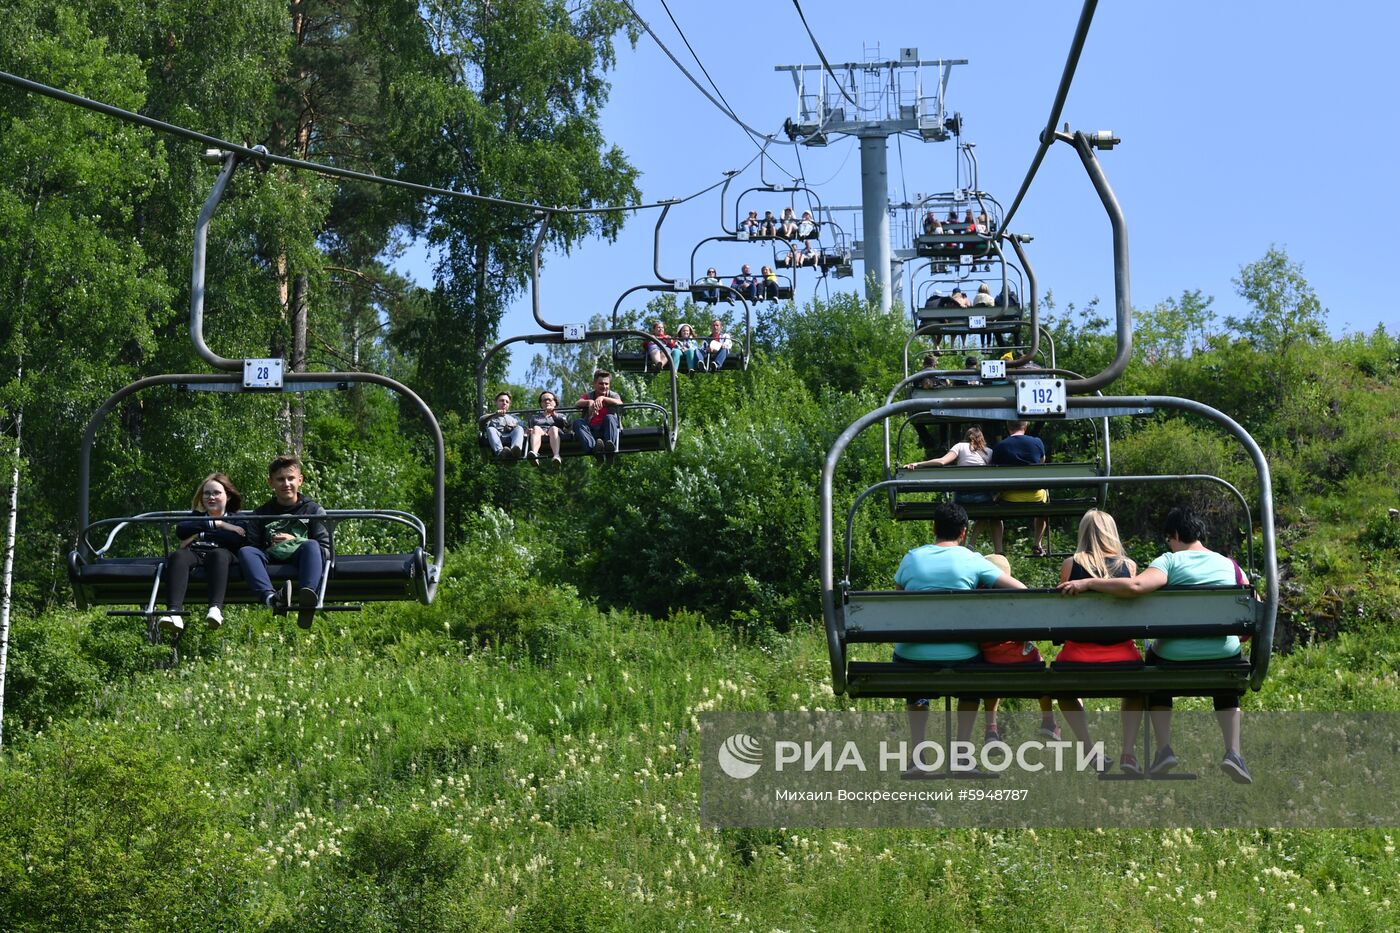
[1016, 378, 1065, 416]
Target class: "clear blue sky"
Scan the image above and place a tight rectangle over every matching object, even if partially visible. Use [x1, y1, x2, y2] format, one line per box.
[403, 1, 1399, 382]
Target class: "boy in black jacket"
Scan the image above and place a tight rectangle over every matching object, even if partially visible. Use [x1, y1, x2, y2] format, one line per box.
[236, 456, 332, 629]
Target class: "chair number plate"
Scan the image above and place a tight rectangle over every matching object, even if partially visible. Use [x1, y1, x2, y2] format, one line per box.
[244, 358, 284, 389]
[562, 324, 586, 342]
[1017, 378, 1065, 415]
[969, 315, 987, 329]
[980, 360, 1006, 380]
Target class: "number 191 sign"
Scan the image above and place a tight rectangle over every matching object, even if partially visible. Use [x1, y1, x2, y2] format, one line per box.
[1016, 378, 1065, 416]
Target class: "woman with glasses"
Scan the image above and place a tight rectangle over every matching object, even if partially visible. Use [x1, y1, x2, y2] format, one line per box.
[157, 472, 248, 635]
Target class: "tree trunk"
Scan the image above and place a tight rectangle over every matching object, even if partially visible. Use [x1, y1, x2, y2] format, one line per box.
[290, 272, 309, 455]
[0, 366, 22, 750]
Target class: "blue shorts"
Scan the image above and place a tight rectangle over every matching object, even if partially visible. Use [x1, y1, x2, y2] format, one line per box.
[892, 649, 982, 706]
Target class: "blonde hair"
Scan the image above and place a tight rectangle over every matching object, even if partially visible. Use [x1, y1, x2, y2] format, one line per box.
[1072, 509, 1129, 578]
[964, 426, 987, 452]
[985, 553, 1011, 576]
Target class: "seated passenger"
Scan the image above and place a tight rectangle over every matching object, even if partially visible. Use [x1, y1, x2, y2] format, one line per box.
[780, 215, 799, 240]
[731, 264, 760, 302]
[673, 324, 701, 374]
[951, 289, 970, 308]
[963, 209, 976, 231]
[645, 320, 679, 372]
[238, 456, 332, 630]
[1057, 505, 1253, 783]
[976, 209, 992, 233]
[740, 210, 760, 237]
[696, 268, 723, 304]
[573, 370, 623, 461]
[761, 265, 780, 300]
[972, 283, 996, 307]
[701, 319, 733, 371]
[895, 502, 1026, 774]
[797, 210, 817, 249]
[157, 472, 248, 636]
[781, 244, 805, 268]
[483, 391, 525, 460]
[990, 421, 1047, 556]
[922, 210, 941, 235]
[978, 553, 1066, 756]
[527, 391, 572, 467]
[1052, 509, 1141, 756]
[759, 210, 778, 236]
[995, 284, 1020, 308]
[902, 426, 994, 547]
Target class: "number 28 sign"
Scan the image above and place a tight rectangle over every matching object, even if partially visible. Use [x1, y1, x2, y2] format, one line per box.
[1016, 378, 1065, 416]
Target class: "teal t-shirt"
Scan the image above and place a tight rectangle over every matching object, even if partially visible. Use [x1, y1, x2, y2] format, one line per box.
[892, 545, 1001, 662]
[1148, 549, 1243, 661]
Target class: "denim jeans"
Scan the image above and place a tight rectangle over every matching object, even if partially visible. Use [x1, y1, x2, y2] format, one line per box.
[239, 541, 325, 599]
[703, 345, 730, 370]
[572, 414, 620, 453]
[485, 423, 524, 454]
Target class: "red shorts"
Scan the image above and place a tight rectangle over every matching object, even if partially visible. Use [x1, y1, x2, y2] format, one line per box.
[1055, 640, 1142, 664]
[980, 641, 1043, 664]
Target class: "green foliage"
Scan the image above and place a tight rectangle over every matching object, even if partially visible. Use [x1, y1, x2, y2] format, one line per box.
[0, 739, 252, 932]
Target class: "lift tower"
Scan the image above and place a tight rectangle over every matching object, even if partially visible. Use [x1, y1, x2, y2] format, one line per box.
[778, 48, 963, 313]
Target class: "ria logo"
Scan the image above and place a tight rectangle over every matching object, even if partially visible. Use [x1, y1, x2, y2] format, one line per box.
[717, 733, 763, 779]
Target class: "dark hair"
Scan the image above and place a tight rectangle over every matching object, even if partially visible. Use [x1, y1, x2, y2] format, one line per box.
[537, 390, 556, 406]
[933, 502, 969, 541]
[592, 369, 612, 381]
[494, 391, 511, 403]
[922, 353, 938, 367]
[1009, 420, 1030, 432]
[1163, 506, 1208, 545]
[192, 472, 243, 513]
[963, 355, 978, 368]
[267, 456, 301, 478]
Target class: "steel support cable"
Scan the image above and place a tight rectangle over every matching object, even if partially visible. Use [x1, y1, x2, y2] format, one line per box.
[999, 0, 1100, 234]
[655, 0, 802, 181]
[619, 1, 799, 148]
[0, 68, 755, 218]
[790, 0, 870, 112]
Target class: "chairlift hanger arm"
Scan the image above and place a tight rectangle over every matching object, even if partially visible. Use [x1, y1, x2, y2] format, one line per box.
[821, 394, 1277, 695]
[1056, 129, 1131, 393]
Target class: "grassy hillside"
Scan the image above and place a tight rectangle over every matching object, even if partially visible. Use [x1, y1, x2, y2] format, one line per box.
[2, 526, 1398, 931]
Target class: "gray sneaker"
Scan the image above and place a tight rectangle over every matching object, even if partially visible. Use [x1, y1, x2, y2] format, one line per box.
[1220, 751, 1253, 785]
[1148, 745, 1179, 776]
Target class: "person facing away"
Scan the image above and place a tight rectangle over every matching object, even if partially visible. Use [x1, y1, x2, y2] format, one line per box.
[731, 263, 759, 302]
[483, 391, 524, 459]
[1057, 505, 1254, 784]
[526, 390, 572, 467]
[973, 282, 996, 307]
[990, 420, 1048, 556]
[573, 369, 623, 461]
[1051, 509, 1142, 762]
[239, 455, 332, 630]
[895, 502, 1026, 767]
[158, 472, 249, 636]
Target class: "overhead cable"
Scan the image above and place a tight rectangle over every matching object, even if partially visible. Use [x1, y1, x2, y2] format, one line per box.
[655, 0, 801, 180]
[790, 0, 864, 111]
[619, 0, 799, 147]
[0, 68, 756, 217]
[999, 0, 1100, 233]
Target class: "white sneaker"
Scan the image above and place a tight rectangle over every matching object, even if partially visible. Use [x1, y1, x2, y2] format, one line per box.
[205, 606, 224, 630]
[158, 614, 185, 634]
